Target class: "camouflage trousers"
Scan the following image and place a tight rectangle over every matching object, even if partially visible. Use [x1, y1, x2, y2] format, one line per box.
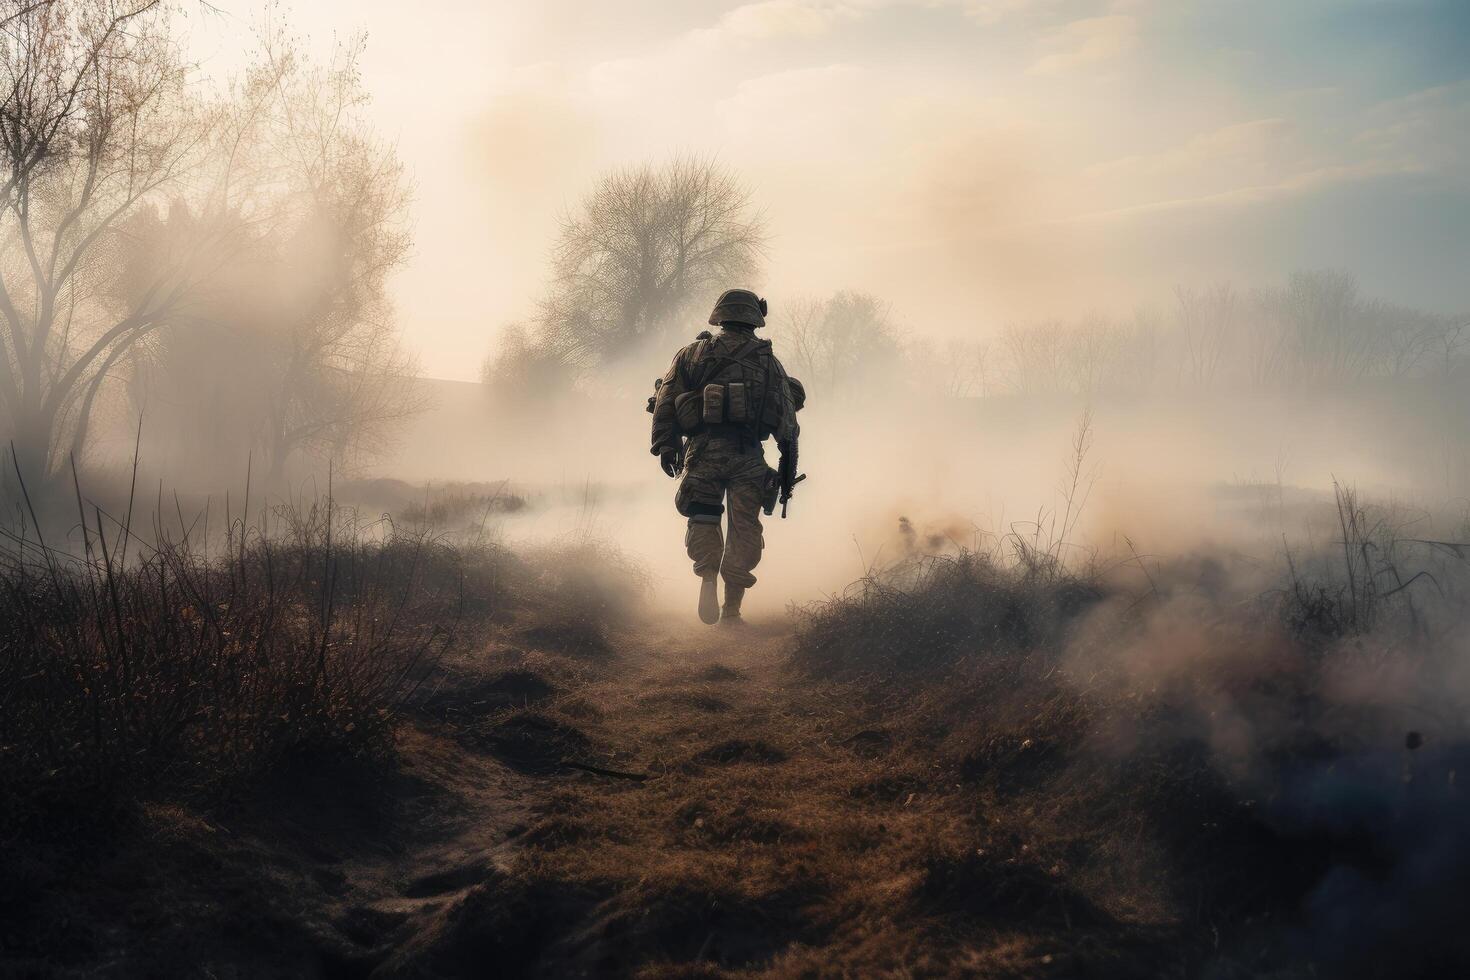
[674, 434, 768, 589]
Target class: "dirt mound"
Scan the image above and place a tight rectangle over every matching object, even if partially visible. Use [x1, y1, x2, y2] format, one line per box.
[691, 739, 787, 766]
[400, 860, 499, 899]
[846, 773, 924, 802]
[415, 669, 555, 720]
[250, 752, 438, 850]
[916, 844, 1112, 928]
[958, 694, 1088, 798]
[693, 664, 743, 682]
[844, 728, 894, 758]
[381, 874, 828, 976]
[674, 799, 805, 847]
[572, 879, 829, 973]
[516, 621, 613, 659]
[483, 669, 555, 701]
[471, 713, 591, 775]
[637, 688, 732, 713]
[373, 873, 598, 979]
[517, 815, 597, 850]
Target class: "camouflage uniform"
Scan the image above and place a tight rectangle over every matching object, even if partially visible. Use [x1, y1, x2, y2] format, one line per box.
[651, 298, 799, 619]
[674, 429, 771, 590]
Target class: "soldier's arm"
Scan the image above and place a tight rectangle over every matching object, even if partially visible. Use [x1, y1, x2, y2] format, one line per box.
[768, 355, 801, 445]
[650, 347, 690, 455]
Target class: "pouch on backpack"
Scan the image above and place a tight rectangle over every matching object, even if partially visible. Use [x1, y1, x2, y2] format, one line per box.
[674, 390, 703, 432]
[702, 384, 725, 425]
[726, 381, 748, 422]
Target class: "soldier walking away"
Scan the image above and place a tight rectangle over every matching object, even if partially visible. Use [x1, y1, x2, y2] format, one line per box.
[648, 289, 805, 625]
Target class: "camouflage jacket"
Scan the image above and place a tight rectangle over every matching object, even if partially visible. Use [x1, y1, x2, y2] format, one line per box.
[650, 326, 799, 456]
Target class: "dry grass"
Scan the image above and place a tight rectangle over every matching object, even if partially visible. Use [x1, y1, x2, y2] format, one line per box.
[0, 458, 642, 833]
[773, 514, 1470, 977]
[7, 469, 1470, 976]
[0, 492, 484, 828]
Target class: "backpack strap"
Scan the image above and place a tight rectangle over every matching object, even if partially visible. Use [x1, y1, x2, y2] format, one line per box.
[750, 345, 776, 440]
[692, 336, 765, 391]
[676, 337, 713, 390]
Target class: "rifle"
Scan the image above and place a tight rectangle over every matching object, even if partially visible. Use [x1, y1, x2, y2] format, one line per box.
[777, 438, 805, 519]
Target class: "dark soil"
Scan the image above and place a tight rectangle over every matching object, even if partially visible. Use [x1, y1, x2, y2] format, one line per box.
[8, 604, 1466, 978]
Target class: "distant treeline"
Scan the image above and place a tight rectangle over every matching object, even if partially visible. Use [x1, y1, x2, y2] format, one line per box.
[775, 271, 1467, 403]
[479, 164, 1464, 408]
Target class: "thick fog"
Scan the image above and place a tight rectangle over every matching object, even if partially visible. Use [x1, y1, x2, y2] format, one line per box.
[4, 2, 1467, 624]
[327, 265, 1470, 619]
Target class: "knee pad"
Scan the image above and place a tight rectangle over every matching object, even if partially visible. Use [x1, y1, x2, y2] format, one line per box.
[686, 501, 724, 526]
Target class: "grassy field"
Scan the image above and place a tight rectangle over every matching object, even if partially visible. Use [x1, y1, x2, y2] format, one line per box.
[3, 485, 1469, 977]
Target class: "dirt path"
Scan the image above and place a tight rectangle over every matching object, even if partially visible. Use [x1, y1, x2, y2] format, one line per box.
[281, 610, 1120, 979]
[268, 613, 951, 977]
[35, 610, 1159, 978]
[357, 617, 845, 975]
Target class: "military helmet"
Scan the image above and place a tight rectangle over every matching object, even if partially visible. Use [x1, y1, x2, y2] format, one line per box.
[709, 288, 767, 329]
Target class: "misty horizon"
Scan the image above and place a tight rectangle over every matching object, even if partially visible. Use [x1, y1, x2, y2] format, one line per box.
[181, 0, 1470, 382]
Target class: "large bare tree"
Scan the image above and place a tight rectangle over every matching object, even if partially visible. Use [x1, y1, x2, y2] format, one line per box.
[538, 156, 765, 366]
[0, 0, 216, 486]
[245, 35, 417, 482]
[123, 32, 418, 484]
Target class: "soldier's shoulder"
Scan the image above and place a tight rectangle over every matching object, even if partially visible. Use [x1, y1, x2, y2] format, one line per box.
[678, 333, 711, 357]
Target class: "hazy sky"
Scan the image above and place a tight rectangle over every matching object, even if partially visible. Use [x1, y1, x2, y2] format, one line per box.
[187, 1, 1470, 381]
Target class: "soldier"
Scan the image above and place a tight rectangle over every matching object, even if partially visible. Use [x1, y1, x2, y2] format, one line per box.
[650, 289, 803, 625]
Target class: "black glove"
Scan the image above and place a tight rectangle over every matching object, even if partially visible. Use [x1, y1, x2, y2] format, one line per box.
[659, 447, 682, 478]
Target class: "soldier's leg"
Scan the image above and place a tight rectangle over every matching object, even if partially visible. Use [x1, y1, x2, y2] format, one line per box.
[675, 446, 729, 624]
[719, 456, 768, 616]
[685, 509, 723, 577]
[687, 508, 725, 625]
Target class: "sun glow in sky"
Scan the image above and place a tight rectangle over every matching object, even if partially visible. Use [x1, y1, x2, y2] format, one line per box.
[187, 1, 1470, 381]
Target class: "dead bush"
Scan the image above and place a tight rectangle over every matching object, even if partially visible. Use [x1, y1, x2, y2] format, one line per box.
[0, 492, 478, 828]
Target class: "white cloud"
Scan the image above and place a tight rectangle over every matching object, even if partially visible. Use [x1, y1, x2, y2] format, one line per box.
[1352, 81, 1470, 181]
[1060, 160, 1408, 224]
[717, 0, 860, 39]
[1087, 118, 1294, 180]
[701, 0, 1059, 43]
[956, 0, 1047, 24]
[1027, 14, 1138, 75]
[1067, 101, 1453, 225]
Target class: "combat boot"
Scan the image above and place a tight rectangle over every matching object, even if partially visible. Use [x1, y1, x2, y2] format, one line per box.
[720, 585, 746, 625]
[698, 575, 720, 625]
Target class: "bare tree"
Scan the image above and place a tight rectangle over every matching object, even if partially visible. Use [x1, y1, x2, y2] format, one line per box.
[123, 32, 419, 484]
[1061, 314, 1125, 397]
[0, 0, 217, 485]
[248, 35, 416, 481]
[480, 321, 578, 407]
[999, 320, 1067, 395]
[777, 290, 901, 400]
[901, 335, 989, 399]
[1274, 269, 1376, 384]
[1174, 283, 1237, 387]
[1109, 308, 1161, 395]
[936, 337, 990, 399]
[779, 296, 830, 388]
[1364, 300, 1444, 379]
[538, 156, 765, 366]
[1425, 318, 1467, 381]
